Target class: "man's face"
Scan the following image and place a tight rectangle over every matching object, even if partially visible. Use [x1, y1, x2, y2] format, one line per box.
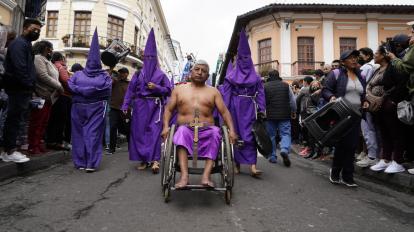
[359, 53, 369, 62]
[331, 62, 340, 69]
[23, 24, 41, 41]
[190, 64, 209, 83]
[119, 72, 129, 80]
[343, 55, 358, 69]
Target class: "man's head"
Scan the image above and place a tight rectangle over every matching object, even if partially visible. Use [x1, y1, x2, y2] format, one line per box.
[392, 34, 410, 54]
[190, 59, 209, 84]
[323, 64, 332, 75]
[314, 69, 324, 80]
[358, 47, 374, 64]
[331, 59, 340, 69]
[118, 67, 129, 80]
[267, 69, 280, 81]
[22, 18, 42, 41]
[303, 76, 313, 87]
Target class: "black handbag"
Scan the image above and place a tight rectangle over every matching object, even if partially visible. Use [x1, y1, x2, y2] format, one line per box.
[252, 117, 273, 158]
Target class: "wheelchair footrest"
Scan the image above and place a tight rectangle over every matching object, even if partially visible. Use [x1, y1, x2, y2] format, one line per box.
[172, 185, 226, 191]
[175, 166, 222, 175]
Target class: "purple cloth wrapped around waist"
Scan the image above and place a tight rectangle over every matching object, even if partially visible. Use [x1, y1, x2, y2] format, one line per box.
[173, 125, 221, 160]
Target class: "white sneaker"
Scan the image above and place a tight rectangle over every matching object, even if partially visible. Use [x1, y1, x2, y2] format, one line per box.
[356, 157, 377, 168]
[356, 152, 367, 161]
[0, 152, 6, 161]
[408, 168, 414, 175]
[370, 159, 390, 172]
[384, 161, 405, 174]
[2, 151, 30, 163]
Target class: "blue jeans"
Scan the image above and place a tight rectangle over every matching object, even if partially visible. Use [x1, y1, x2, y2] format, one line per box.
[265, 119, 291, 159]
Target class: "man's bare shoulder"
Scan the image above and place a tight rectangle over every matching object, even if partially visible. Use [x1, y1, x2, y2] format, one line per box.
[174, 83, 191, 90]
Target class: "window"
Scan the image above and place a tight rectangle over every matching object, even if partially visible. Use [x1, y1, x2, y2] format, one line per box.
[297, 37, 315, 73]
[258, 39, 272, 64]
[46, 11, 58, 38]
[340, 38, 357, 54]
[73, 12, 91, 46]
[107, 15, 124, 40]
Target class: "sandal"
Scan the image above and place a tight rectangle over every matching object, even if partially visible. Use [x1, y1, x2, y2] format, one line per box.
[136, 162, 148, 170]
[151, 161, 160, 174]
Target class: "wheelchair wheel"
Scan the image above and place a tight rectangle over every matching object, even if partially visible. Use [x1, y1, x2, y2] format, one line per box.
[225, 189, 232, 205]
[221, 126, 234, 189]
[163, 185, 171, 203]
[161, 125, 176, 192]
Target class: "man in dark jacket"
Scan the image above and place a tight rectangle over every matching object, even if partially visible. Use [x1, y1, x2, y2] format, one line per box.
[264, 69, 297, 166]
[107, 67, 132, 154]
[0, 19, 42, 163]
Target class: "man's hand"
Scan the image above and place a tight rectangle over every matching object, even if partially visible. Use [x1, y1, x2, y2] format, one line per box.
[387, 52, 396, 60]
[291, 112, 297, 119]
[147, 82, 157, 89]
[330, 96, 337, 102]
[122, 110, 128, 115]
[161, 127, 170, 141]
[228, 130, 238, 144]
[257, 111, 266, 120]
[362, 101, 370, 110]
[409, 36, 414, 46]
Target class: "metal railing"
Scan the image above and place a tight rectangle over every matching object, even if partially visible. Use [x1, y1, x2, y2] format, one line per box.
[291, 61, 325, 76]
[61, 34, 144, 60]
[254, 60, 279, 77]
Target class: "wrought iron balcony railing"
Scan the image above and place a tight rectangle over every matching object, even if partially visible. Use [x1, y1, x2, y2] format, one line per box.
[291, 61, 325, 76]
[61, 34, 144, 60]
[254, 60, 279, 77]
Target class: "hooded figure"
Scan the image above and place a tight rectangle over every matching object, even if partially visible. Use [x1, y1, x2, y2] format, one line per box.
[122, 28, 172, 172]
[219, 29, 266, 176]
[68, 28, 112, 172]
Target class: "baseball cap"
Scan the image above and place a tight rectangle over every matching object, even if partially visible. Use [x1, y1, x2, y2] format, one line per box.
[340, 50, 359, 61]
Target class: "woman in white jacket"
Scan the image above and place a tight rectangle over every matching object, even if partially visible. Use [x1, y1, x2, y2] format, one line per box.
[28, 40, 63, 155]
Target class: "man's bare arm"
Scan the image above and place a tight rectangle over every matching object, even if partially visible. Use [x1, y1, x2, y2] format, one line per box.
[214, 89, 237, 143]
[161, 87, 178, 139]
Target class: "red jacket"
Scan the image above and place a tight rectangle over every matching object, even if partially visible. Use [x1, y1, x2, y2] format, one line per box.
[54, 61, 71, 97]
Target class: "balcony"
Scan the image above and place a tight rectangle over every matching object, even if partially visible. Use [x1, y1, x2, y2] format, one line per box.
[291, 61, 325, 76]
[60, 34, 143, 65]
[254, 60, 279, 77]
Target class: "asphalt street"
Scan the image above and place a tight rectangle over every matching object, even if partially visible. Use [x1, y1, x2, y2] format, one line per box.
[0, 145, 413, 232]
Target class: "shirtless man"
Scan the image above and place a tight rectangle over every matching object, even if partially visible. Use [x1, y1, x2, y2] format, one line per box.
[161, 60, 237, 188]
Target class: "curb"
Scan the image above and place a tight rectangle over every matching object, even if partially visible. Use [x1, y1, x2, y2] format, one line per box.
[291, 145, 414, 193]
[0, 150, 71, 182]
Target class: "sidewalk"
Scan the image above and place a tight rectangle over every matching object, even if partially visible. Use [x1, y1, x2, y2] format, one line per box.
[291, 144, 414, 193]
[0, 150, 71, 182]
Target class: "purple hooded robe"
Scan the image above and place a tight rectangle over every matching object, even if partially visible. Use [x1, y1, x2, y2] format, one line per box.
[68, 28, 112, 169]
[122, 29, 172, 162]
[219, 29, 265, 165]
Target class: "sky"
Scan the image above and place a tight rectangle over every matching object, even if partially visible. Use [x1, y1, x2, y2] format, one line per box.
[160, 0, 413, 73]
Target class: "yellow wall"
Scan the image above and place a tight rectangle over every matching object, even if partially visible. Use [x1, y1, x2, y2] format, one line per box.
[249, 21, 280, 64]
[291, 20, 324, 63]
[333, 20, 367, 59]
[0, 6, 12, 25]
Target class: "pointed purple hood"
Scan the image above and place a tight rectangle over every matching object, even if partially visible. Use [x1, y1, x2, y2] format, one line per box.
[227, 29, 260, 86]
[83, 28, 106, 77]
[142, 28, 158, 83]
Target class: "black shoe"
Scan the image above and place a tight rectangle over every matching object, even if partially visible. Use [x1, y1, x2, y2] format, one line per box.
[106, 150, 115, 155]
[86, 168, 96, 173]
[329, 169, 340, 184]
[340, 179, 358, 187]
[311, 152, 322, 160]
[281, 152, 291, 167]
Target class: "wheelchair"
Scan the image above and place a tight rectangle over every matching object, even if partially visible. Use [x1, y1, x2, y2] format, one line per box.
[161, 124, 235, 204]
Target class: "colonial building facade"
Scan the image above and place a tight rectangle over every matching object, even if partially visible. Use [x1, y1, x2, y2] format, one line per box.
[39, 0, 178, 76]
[219, 4, 414, 82]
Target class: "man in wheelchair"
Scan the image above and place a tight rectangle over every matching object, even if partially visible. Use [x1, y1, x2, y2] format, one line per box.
[162, 60, 237, 189]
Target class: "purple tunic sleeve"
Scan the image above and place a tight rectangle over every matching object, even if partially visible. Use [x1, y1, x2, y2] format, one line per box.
[121, 73, 139, 110]
[68, 73, 112, 99]
[152, 74, 172, 96]
[219, 80, 232, 108]
[256, 81, 266, 113]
